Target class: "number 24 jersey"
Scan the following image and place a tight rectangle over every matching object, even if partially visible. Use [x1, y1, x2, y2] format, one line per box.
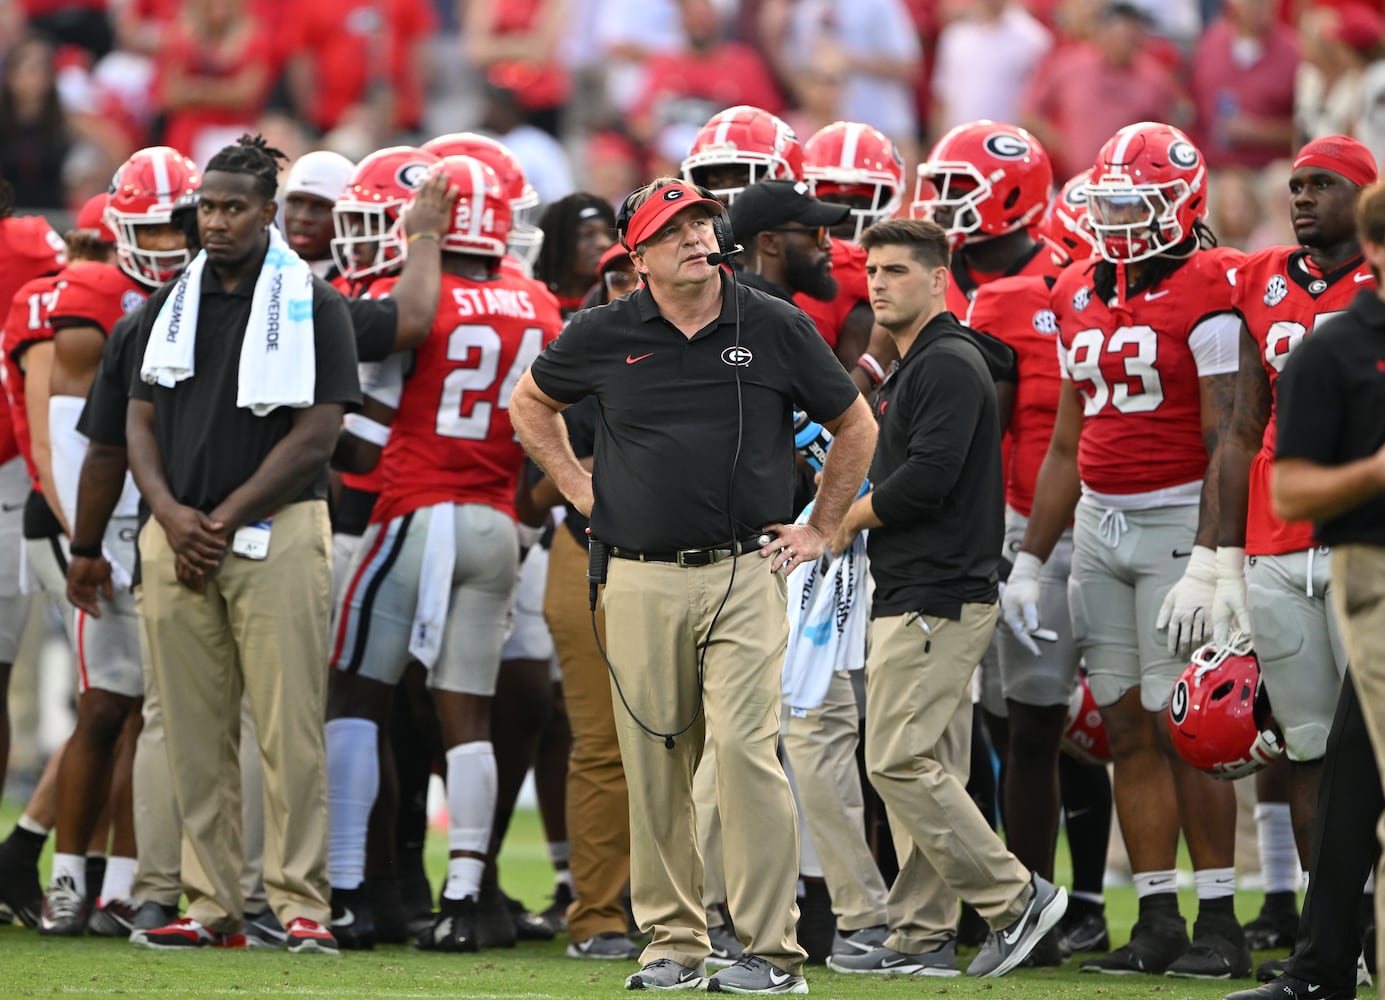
[370, 272, 562, 525]
[1050, 247, 1244, 496]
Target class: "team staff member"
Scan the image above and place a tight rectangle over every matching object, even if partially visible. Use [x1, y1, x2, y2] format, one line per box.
[125, 135, 360, 954]
[1272, 178, 1385, 984]
[828, 218, 1066, 979]
[510, 177, 875, 994]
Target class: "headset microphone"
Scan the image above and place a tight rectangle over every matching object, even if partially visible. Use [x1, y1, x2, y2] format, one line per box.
[705, 244, 744, 267]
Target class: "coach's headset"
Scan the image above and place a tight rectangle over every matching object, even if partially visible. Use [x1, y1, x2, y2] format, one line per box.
[591, 182, 748, 751]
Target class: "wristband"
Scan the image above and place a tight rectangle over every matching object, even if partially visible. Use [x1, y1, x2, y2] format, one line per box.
[408, 231, 440, 245]
[69, 542, 101, 559]
[344, 412, 392, 447]
[855, 353, 886, 387]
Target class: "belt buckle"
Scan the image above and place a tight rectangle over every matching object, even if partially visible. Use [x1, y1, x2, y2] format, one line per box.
[676, 549, 696, 568]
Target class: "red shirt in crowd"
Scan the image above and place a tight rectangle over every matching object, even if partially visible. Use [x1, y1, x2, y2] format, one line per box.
[1191, 17, 1298, 170]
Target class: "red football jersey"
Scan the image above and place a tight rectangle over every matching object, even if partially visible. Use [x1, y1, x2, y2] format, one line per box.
[369, 271, 562, 524]
[797, 239, 868, 350]
[0, 215, 66, 467]
[1, 276, 61, 487]
[1051, 247, 1244, 495]
[946, 241, 1066, 318]
[1235, 246, 1373, 555]
[47, 261, 149, 338]
[966, 265, 1068, 517]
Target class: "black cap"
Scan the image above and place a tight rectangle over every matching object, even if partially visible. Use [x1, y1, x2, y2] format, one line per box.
[729, 179, 849, 240]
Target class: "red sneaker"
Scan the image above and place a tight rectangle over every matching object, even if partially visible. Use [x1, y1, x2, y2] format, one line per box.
[286, 917, 339, 955]
[133, 917, 247, 950]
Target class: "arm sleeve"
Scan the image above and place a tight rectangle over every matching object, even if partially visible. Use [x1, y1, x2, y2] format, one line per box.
[785, 308, 861, 425]
[1188, 311, 1241, 376]
[528, 309, 596, 405]
[1275, 333, 1345, 463]
[347, 297, 400, 363]
[870, 345, 988, 524]
[310, 280, 362, 409]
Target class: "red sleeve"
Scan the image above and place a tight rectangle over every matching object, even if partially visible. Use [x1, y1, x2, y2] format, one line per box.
[47, 267, 133, 337]
[401, 0, 437, 39]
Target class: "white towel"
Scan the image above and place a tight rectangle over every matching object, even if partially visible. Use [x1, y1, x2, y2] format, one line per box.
[141, 226, 317, 416]
[410, 503, 457, 669]
[782, 502, 870, 713]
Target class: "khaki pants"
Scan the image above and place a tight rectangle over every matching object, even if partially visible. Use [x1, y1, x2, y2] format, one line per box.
[137, 500, 332, 932]
[865, 605, 1031, 953]
[543, 526, 630, 943]
[782, 670, 888, 931]
[131, 586, 267, 910]
[1329, 544, 1385, 977]
[604, 554, 805, 973]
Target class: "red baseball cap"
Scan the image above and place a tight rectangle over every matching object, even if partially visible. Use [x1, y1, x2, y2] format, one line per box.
[622, 182, 724, 250]
[76, 192, 116, 243]
[597, 241, 631, 276]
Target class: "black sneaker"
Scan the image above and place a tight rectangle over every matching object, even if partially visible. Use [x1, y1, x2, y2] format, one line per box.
[1225, 973, 1356, 1000]
[537, 882, 574, 936]
[243, 908, 287, 949]
[1167, 915, 1252, 980]
[39, 875, 89, 936]
[1259, 956, 1291, 983]
[415, 895, 479, 953]
[796, 879, 835, 966]
[1058, 908, 1110, 955]
[329, 886, 376, 951]
[366, 878, 410, 944]
[1024, 928, 1065, 968]
[1244, 893, 1300, 952]
[0, 834, 44, 929]
[957, 902, 989, 948]
[88, 898, 139, 937]
[475, 884, 517, 948]
[1081, 914, 1189, 975]
[502, 889, 555, 942]
[707, 924, 745, 969]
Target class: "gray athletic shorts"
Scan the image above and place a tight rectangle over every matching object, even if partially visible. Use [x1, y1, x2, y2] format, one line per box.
[1246, 547, 1347, 761]
[1068, 500, 1198, 712]
[998, 506, 1079, 708]
[330, 503, 519, 695]
[331, 531, 365, 605]
[0, 458, 31, 662]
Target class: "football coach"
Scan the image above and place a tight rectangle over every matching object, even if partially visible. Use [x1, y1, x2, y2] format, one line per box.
[509, 176, 875, 993]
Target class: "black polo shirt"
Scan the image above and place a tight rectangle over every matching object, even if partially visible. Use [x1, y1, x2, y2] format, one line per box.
[867, 310, 1003, 619]
[1276, 289, 1385, 547]
[127, 248, 361, 513]
[349, 297, 398, 363]
[529, 270, 859, 552]
[79, 308, 144, 446]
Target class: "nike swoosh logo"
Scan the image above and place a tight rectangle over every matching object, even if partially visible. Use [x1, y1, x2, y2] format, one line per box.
[1002, 904, 1033, 945]
[0, 501, 22, 512]
[332, 908, 355, 928]
[1145, 290, 1170, 300]
[1147, 877, 1174, 887]
[1171, 549, 1191, 559]
[625, 352, 653, 364]
[1356, 273, 1373, 283]
[1308, 986, 1322, 993]
[880, 957, 913, 969]
[768, 970, 792, 985]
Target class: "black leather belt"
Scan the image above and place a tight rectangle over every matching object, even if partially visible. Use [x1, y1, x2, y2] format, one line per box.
[609, 533, 772, 567]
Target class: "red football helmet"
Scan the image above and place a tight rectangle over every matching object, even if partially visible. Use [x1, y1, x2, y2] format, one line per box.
[422, 155, 511, 258]
[106, 146, 200, 286]
[1040, 169, 1097, 260]
[680, 105, 804, 203]
[422, 133, 542, 272]
[1087, 121, 1208, 264]
[803, 121, 905, 242]
[1061, 669, 1111, 766]
[331, 146, 440, 281]
[912, 121, 1052, 251]
[1168, 634, 1284, 780]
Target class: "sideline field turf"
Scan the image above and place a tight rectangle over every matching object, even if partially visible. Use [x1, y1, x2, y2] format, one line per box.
[0, 799, 1346, 999]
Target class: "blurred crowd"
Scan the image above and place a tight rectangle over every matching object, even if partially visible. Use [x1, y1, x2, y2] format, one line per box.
[0, 0, 1381, 239]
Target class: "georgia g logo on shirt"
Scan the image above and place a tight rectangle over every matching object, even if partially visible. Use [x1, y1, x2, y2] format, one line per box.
[721, 346, 753, 367]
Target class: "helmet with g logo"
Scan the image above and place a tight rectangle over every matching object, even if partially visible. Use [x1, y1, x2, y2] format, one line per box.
[1087, 121, 1208, 263]
[1167, 633, 1283, 780]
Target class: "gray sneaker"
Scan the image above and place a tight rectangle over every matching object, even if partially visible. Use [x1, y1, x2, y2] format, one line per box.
[567, 931, 643, 960]
[244, 908, 287, 948]
[965, 874, 1068, 978]
[707, 955, 808, 994]
[707, 924, 745, 968]
[830, 924, 889, 958]
[625, 958, 707, 990]
[827, 940, 959, 976]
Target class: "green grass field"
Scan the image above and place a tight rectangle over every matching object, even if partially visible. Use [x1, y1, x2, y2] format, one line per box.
[0, 797, 1358, 1000]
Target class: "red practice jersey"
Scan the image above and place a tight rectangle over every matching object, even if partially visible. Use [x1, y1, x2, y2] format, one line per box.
[946, 241, 1067, 317]
[966, 259, 1069, 516]
[47, 261, 149, 339]
[1235, 246, 1374, 555]
[1, 276, 61, 487]
[369, 271, 562, 524]
[797, 238, 868, 350]
[0, 215, 66, 467]
[1051, 248, 1244, 496]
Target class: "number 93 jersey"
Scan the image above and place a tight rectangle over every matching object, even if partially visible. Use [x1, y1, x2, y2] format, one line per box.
[369, 271, 562, 525]
[1234, 245, 1374, 555]
[1050, 246, 1244, 496]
